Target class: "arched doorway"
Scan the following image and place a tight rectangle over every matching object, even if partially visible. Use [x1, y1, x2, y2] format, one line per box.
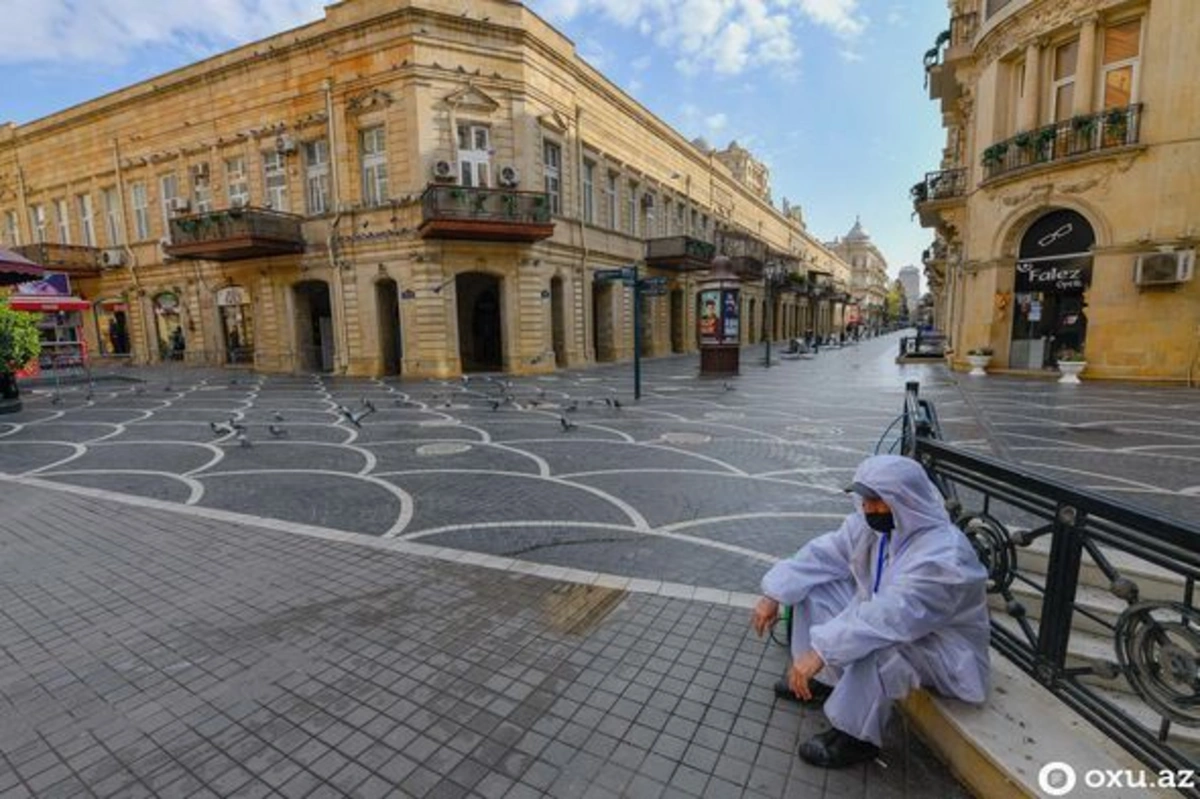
[95, 299, 131, 357]
[216, 285, 254, 365]
[456, 272, 503, 372]
[376, 279, 402, 375]
[1010, 209, 1094, 369]
[294, 280, 335, 372]
[152, 291, 185, 361]
[550, 277, 566, 367]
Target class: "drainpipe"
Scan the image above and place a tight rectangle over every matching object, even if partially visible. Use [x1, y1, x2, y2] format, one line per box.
[323, 78, 351, 373]
[575, 105, 589, 361]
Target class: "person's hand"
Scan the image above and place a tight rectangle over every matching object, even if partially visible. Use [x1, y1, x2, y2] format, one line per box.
[750, 596, 779, 637]
[788, 650, 825, 701]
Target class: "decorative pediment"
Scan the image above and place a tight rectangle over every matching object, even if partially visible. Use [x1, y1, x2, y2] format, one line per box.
[444, 83, 499, 114]
[347, 89, 394, 116]
[538, 110, 571, 134]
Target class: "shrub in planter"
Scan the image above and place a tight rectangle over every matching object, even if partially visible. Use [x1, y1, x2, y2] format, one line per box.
[0, 302, 42, 400]
[967, 347, 994, 357]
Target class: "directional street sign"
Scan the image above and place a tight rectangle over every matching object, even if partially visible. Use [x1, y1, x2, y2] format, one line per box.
[594, 267, 635, 282]
[639, 276, 668, 289]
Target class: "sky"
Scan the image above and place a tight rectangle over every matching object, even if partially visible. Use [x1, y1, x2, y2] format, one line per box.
[0, 0, 947, 291]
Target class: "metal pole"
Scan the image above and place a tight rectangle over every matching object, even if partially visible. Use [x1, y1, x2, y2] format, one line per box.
[633, 264, 642, 400]
[764, 280, 772, 368]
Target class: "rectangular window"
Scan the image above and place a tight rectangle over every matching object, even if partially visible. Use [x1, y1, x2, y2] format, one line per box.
[663, 198, 673, 235]
[3, 210, 18, 246]
[303, 139, 330, 216]
[29, 205, 47, 244]
[582, 160, 595, 224]
[543, 141, 562, 215]
[1052, 40, 1078, 123]
[457, 124, 491, 188]
[263, 152, 289, 212]
[54, 199, 70, 244]
[102, 187, 123, 246]
[676, 203, 685, 234]
[131, 183, 149, 240]
[1102, 18, 1141, 109]
[691, 208, 699, 236]
[605, 173, 618, 229]
[360, 127, 388, 206]
[627, 181, 638, 236]
[159, 174, 180, 232]
[78, 194, 95, 246]
[191, 163, 212, 213]
[226, 157, 249, 207]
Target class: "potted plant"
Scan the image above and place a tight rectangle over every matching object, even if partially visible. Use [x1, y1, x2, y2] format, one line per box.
[966, 347, 993, 376]
[1056, 348, 1086, 384]
[1035, 126, 1057, 160]
[0, 301, 43, 414]
[1071, 114, 1097, 149]
[1103, 108, 1129, 147]
[981, 143, 1008, 171]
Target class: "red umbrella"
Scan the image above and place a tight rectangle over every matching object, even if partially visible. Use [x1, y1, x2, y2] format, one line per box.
[0, 247, 47, 287]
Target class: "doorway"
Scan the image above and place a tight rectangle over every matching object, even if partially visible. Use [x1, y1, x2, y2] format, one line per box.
[294, 280, 335, 372]
[376, 279, 402, 375]
[593, 281, 616, 362]
[456, 272, 503, 372]
[551, 277, 566, 367]
[670, 289, 684, 353]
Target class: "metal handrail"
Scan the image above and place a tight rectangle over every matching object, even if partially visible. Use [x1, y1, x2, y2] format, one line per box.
[902, 383, 1200, 787]
[982, 104, 1143, 181]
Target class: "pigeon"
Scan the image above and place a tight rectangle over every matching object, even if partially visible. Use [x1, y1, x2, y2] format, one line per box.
[559, 416, 577, 432]
[210, 421, 235, 436]
[228, 416, 247, 431]
[50, 393, 62, 406]
[490, 400, 501, 411]
[268, 424, 288, 437]
[724, 382, 736, 391]
[565, 401, 578, 413]
[528, 399, 541, 408]
[341, 405, 375, 428]
[393, 398, 409, 407]
[362, 399, 376, 413]
[273, 411, 285, 422]
[536, 387, 546, 398]
[237, 431, 252, 447]
[612, 398, 622, 409]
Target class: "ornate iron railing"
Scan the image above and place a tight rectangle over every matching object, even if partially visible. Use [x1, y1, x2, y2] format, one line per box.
[901, 382, 1200, 789]
[982, 104, 1143, 181]
[911, 168, 967, 205]
[168, 207, 304, 247]
[420, 185, 551, 224]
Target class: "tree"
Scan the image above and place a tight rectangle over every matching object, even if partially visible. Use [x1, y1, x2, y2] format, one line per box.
[886, 279, 909, 324]
[0, 301, 42, 399]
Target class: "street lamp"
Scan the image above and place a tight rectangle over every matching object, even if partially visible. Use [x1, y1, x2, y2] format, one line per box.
[762, 261, 787, 368]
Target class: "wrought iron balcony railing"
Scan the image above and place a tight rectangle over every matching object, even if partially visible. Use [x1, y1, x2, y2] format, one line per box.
[644, 235, 716, 271]
[13, 243, 102, 277]
[419, 185, 554, 242]
[911, 168, 968, 206]
[982, 104, 1143, 181]
[716, 229, 767, 279]
[165, 207, 305, 261]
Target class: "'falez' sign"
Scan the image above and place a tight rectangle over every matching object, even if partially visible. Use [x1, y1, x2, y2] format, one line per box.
[1015, 257, 1092, 293]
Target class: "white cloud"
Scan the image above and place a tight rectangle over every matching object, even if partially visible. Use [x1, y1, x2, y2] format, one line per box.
[704, 112, 728, 132]
[0, 0, 326, 64]
[839, 48, 864, 62]
[535, 0, 866, 77]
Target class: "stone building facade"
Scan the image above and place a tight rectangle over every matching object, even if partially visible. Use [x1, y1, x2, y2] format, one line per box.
[826, 218, 890, 331]
[0, 0, 851, 377]
[914, 0, 1200, 381]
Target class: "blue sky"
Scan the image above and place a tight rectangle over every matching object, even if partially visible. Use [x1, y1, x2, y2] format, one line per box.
[0, 0, 945, 290]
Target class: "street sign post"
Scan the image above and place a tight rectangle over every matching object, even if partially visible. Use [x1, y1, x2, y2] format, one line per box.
[594, 265, 660, 399]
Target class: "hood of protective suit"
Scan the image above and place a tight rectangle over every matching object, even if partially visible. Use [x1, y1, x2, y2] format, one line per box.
[848, 455, 950, 542]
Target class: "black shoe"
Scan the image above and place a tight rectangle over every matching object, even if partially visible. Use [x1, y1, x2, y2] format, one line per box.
[797, 728, 880, 769]
[773, 679, 833, 706]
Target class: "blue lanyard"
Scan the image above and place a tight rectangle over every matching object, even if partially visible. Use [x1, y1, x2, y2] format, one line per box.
[873, 533, 890, 594]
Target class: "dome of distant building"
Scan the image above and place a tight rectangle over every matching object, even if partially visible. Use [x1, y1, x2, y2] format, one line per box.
[846, 216, 870, 241]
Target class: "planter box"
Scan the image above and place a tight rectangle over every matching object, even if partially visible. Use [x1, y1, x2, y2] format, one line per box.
[1058, 361, 1086, 384]
[966, 355, 991, 376]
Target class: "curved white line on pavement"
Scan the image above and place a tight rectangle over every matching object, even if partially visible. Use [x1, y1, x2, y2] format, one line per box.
[454, 424, 493, 444]
[754, 466, 857, 479]
[562, 468, 846, 494]
[399, 519, 776, 564]
[661, 511, 845, 532]
[18, 442, 89, 475]
[1018, 461, 1174, 495]
[480, 441, 551, 476]
[635, 442, 746, 475]
[622, 408, 690, 422]
[38, 469, 206, 505]
[24, 411, 66, 425]
[374, 467, 650, 534]
[197, 468, 414, 536]
[0, 424, 20, 440]
[181, 444, 228, 477]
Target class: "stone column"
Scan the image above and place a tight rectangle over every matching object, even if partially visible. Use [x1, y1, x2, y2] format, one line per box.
[1073, 16, 1099, 117]
[1017, 41, 1041, 130]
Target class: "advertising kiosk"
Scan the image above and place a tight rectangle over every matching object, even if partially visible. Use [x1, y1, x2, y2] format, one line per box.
[698, 255, 742, 376]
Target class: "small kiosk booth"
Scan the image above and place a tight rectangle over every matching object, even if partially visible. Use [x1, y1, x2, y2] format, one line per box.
[698, 255, 742, 376]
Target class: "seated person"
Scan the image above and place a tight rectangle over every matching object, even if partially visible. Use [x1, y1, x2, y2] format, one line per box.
[751, 455, 990, 768]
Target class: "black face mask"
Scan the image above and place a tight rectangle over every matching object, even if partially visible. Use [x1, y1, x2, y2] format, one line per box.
[865, 512, 895, 534]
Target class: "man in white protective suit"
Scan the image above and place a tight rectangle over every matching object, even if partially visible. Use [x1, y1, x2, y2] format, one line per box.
[750, 454, 991, 768]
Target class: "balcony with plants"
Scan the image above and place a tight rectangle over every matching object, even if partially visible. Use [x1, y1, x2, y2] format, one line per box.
[911, 168, 967, 229]
[165, 207, 306, 261]
[418, 185, 554, 242]
[981, 104, 1143, 182]
[644, 235, 716, 272]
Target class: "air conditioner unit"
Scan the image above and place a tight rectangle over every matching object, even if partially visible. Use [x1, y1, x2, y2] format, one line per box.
[100, 248, 126, 268]
[1134, 250, 1195, 286]
[432, 160, 455, 180]
[275, 134, 297, 154]
[168, 197, 191, 214]
[498, 165, 520, 187]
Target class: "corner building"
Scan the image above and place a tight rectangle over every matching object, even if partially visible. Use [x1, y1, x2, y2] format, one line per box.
[0, 0, 850, 377]
[914, 0, 1200, 381]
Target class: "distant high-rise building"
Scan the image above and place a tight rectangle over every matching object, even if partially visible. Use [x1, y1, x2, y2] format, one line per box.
[898, 266, 920, 317]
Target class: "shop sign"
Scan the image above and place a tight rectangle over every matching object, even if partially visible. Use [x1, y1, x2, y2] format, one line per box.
[1015, 257, 1092, 293]
[216, 286, 250, 307]
[15, 272, 70, 297]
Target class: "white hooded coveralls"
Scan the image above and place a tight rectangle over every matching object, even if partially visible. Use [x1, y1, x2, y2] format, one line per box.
[761, 455, 991, 746]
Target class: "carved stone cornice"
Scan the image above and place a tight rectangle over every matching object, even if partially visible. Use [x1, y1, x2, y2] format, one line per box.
[976, 0, 1122, 69]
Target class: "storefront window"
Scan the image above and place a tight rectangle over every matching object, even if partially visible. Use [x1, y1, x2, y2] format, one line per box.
[216, 286, 254, 365]
[153, 291, 185, 361]
[95, 299, 131, 357]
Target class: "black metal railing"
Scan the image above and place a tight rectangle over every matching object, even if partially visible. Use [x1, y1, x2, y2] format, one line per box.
[911, 168, 967, 205]
[645, 235, 716, 263]
[420, 185, 551, 224]
[168, 207, 304, 247]
[982, 104, 1143, 181]
[922, 241, 948, 263]
[900, 382, 1200, 788]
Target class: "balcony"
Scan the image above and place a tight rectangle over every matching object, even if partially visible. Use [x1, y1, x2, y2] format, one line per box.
[922, 241, 948, 265]
[715, 229, 767, 279]
[13, 243, 101, 277]
[644, 236, 716, 271]
[982, 104, 1143, 182]
[165, 207, 305, 261]
[419, 185, 554, 242]
[911, 168, 967, 229]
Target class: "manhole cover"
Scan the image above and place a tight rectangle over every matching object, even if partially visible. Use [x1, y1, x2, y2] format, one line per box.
[705, 411, 746, 420]
[788, 424, 844, 436]
[417, 443, 473, 456]
[419, 419, 462, 427]
[661, 432, 712, 445]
